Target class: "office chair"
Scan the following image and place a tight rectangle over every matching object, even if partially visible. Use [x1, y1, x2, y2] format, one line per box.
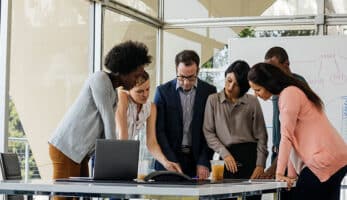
[0, 152, 24, 200]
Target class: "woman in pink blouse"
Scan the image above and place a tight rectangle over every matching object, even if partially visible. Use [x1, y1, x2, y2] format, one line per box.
[248, 62, 347, 200]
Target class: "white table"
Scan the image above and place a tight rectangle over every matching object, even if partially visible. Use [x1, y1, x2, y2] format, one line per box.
[0, 180, 287, 199]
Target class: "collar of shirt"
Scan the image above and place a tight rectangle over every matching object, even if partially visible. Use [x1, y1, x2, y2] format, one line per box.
[175, 79, 198, 91]
[218, 90, 248, 105]
[272, 95, 279, 101]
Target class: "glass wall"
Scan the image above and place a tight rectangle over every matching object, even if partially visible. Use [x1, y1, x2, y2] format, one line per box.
[9, 0, 90, 180]
[325, 0, 347, 14]
[103, 9, 159, 174]
[164, 0, 271, 19]
[262, 0, 318, 16]
[4, 0, 160, 181]
[110, 0, 158, 18]
[2, 0, 346, 185]
[164, 0, 318, 20]
[162, 24, 316, 89]
[162, 27, 232, 84]
[328, 25, 347, 35]
[161, 0, 347, 189]
[103, 8, 157, 100]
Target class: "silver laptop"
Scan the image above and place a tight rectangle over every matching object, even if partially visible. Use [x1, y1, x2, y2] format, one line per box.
[93, 139, 139, 180]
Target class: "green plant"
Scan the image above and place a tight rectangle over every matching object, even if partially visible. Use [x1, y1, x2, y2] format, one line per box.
[8, 98, 41, 179]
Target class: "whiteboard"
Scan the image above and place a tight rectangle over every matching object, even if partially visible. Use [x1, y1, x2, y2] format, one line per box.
[229, 36, 347, 142]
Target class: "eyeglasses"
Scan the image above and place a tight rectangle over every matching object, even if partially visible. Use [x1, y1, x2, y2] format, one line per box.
[176, 75, 197, 82]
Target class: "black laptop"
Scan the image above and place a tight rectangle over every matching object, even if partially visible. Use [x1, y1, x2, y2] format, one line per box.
[56, 139, 139, 182]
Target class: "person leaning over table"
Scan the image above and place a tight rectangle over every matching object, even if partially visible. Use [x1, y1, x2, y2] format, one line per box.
[48, 41, 152, 183]
[203, 60, 268, 200]
[260, 46, 307, 179]
[248, 62, 347, 200]
[154, 50, 217, 179]
[116, 71, 182, 174]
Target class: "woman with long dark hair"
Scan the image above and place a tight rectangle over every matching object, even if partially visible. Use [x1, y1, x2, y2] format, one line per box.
[248, 62, 347, 200]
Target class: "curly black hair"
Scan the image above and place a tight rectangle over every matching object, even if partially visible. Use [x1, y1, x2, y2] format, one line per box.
[104, 41, 152, 75]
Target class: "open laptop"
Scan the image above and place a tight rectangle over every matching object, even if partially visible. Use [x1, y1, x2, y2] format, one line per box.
[93, 139, 139, 180]
[56, 139, 139, 182]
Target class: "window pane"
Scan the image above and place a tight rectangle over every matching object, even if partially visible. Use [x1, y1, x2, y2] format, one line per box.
[253, 26, 316, 37]
[103, 9, 158, 100]
[162, 25, 315, 88]
[110, 0, 158, 18]
[262, 0, 318, 16]
[163, 27, 231, 88]
[9, 0, 90, 179]
[164, 0, 318, 20]
[326, 0, 347, 14]
[328, 25, 347, 35]
[164, 26, 316, 168]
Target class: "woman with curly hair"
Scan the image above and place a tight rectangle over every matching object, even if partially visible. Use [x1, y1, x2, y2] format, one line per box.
[48, 41, 152, 182]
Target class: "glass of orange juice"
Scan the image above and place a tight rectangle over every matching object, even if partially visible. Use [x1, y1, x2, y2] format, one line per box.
[210, 160, 225, 182]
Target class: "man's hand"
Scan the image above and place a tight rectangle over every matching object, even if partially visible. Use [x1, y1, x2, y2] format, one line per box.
[259, 157, 277, 179]
[250, 166, 264, 179]
[196, 165, 210, 180]
[224, 155, 238, 173]
[259, 165, 276, 179]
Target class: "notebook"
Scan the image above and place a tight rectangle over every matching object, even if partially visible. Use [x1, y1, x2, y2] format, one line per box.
[56, 139, 139, 182]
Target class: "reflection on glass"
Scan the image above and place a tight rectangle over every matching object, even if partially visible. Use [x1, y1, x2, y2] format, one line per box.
[200, 46, 228, 91]
[110, 0, 158, 18]
[328, 26, 347, 35]
[163, 27, 231, 82]
[325, 0, 347, 14]
[165, 0, 276, 19]
[8, 98, 41, 179]
[236, 26, 316, 37]
[197, 26, 316, 91]
[255, 29, 316, 37]
[103, 10, 157, 174]
[262, 0, 318, 16]
[165, 0, 318, 20]
[199, 71, 225, 91]
[10, 0, 90, 180]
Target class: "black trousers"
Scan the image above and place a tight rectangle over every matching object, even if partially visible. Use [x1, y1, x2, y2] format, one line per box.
[224, 142, 257, 179]
[176, 151, 196, 177]
[291, 165, 347, 200]
[224, 142, 261, 200]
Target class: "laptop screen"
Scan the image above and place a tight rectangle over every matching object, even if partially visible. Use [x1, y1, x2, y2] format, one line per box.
[93, 139, 139, 180]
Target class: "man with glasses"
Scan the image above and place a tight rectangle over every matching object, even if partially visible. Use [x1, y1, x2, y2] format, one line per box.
[154, 50, 217, 179]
